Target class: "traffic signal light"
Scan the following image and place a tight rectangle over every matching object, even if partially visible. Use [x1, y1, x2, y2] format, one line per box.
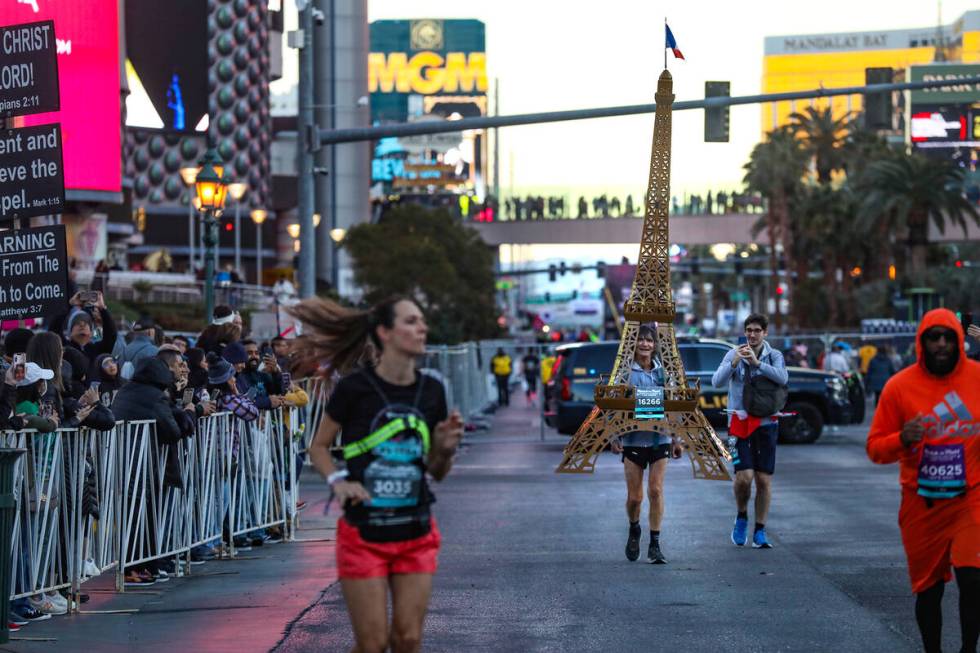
[548, 264, 557, 282]
[864, 67, 893, 130]
[734, 259, 744, 275]
[690, 257, 700, 275]
[704, 81, 730, 143]
[224, 222, 233, 232]
[596, 261, 606, 278]
[559, 261, 567, 276]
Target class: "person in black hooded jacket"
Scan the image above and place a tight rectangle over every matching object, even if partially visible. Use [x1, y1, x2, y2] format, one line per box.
[110, 357, 180, 443]
[110, 357, 181, 585]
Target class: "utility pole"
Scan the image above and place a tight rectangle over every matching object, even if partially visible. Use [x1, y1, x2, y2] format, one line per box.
[296, 1, 317, 298]
[493, 78, 500, 201]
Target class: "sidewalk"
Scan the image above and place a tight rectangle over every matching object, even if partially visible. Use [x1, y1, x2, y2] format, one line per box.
[8, 468, 337, 653]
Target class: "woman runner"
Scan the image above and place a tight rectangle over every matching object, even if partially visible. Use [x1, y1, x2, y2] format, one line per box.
[290, 296, 463, 653]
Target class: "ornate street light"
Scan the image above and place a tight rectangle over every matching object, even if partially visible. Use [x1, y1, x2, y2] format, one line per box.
[193, 149, 229, 322]
[286, 222, 301, 239]
[329, 227, 346, 243]
[250, 209, 268, 286]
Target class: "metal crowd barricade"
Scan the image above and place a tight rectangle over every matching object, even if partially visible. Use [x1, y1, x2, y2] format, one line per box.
[226, 410, 291, 555]
[5, 428, 72, 602]
[184, 413, 228, 558]
[78, 424, 121, 595]
[421, 343, 495, 422]
[300, 377, 331, 453]
[0, 406, 302, 607]
[115, 420, 191, 591]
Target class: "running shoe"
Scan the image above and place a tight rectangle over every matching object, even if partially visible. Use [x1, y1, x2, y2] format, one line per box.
[731, 517, 748, 546]
[123, 571, 156, 587]
[265, 528, 283, 544]
[647, 541, 667, 564]
[13, 606, 50, 622]
[9, 612, 27, 626]
[752, 527, 773, 549]
[7, 621, 20, 632]
[625, 524, 641, 562]
[27, 594, 66, 615]
[82, 558, 99, 578]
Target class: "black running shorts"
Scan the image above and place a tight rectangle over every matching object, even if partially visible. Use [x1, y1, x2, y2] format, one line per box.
[622, 444, 671, 469]
[730, 424, 778, 474]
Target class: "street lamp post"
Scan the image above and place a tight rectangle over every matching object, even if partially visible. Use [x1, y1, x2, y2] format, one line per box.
[194, 149, 229, 322]
[250, 209, 268, 286]
[179, 167, 198, 271]
[227, 182, 248, 277]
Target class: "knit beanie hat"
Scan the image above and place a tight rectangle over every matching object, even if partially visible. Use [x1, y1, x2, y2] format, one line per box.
[221, 341, 247, 365]
[207, 352, 235, 385]
[65, 308, 94, 336]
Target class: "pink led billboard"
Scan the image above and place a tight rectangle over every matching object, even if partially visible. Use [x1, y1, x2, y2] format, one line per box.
[0, 1, 120, 196]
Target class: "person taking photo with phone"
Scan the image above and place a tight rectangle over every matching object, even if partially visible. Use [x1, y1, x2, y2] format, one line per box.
[289, 295, 463, 653]
[712, 313, 788, 549]
[48, 291, 119, 374]
[867, 309, 980, 653]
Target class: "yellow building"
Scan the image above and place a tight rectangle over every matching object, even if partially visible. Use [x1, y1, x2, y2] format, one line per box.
[762, 11, 980, 135]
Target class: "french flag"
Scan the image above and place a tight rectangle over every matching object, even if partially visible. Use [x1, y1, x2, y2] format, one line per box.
[666, 24, 685, 60]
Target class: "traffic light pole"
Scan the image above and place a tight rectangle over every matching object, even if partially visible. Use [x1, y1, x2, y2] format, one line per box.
[296, 3, 317, 299]
[314, 76, 980, 145]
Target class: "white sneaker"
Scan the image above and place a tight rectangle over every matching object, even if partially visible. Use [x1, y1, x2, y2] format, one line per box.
[45, 592, 69, 611]
[83, 558, 99, 578]
[28, 594, 66, 616]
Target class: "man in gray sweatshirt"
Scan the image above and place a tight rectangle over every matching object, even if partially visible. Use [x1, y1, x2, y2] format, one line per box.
[712, 313, 787, 549]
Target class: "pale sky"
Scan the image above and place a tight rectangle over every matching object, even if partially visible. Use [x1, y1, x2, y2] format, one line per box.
[365, 0, 979, 202]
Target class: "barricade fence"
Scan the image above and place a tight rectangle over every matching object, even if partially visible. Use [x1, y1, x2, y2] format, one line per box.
[0, 406, 303, 609]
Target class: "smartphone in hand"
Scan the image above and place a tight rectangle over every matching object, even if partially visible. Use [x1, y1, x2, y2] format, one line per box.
[737, 336, 748, 346]
[79, 290, 99, 306]
[962, 311, 973, 336]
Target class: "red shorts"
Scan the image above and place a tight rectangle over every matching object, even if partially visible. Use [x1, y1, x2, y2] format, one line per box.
[336, 517, 441, 579]
[899, 490, 980, 594]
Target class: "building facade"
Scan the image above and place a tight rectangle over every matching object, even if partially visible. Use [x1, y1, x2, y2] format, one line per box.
[762, 10, 980, 134]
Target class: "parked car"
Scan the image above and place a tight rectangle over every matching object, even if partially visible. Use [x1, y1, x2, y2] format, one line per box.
[544, 338, 853, 444]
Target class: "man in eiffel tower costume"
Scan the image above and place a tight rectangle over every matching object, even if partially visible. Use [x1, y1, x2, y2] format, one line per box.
[556, 69, 732, 562]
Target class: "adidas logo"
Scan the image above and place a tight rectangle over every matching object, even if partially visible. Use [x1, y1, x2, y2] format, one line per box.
[923, 391, 980, 438]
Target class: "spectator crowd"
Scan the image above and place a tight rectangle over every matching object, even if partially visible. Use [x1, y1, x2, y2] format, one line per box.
[0, 293, 306, 630]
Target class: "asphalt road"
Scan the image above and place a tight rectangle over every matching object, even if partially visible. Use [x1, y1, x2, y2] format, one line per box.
[275, 401, 964, 653]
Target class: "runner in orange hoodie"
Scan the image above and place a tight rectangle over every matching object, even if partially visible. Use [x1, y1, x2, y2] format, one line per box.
[867, 308, 980, 653]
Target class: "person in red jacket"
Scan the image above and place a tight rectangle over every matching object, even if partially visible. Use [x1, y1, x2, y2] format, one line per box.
[867, 308, 980, 653]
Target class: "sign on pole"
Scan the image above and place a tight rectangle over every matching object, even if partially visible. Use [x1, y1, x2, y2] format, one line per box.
[0, 122, 64, 221]
[0, 20, 59, 118]
[0, 223, 69, 320]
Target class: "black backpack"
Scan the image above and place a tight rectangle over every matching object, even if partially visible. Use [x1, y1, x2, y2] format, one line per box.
[741, 351, 788, 417]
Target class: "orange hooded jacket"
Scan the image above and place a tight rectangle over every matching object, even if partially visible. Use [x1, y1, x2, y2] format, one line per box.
[867, 308, 980, 494]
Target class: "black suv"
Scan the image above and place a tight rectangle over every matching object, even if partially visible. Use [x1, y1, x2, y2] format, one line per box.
[544, 338, 854, 444]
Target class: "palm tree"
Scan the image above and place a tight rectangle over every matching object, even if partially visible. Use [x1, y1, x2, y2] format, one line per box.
[789, 106, 853, 183]
[791, 184, 856, 326]
[744, 126, 808, 329]
[860, 151, 980, 282]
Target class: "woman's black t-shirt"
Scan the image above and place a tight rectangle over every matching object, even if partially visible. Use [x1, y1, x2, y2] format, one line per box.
[326, 366, 448, 534]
